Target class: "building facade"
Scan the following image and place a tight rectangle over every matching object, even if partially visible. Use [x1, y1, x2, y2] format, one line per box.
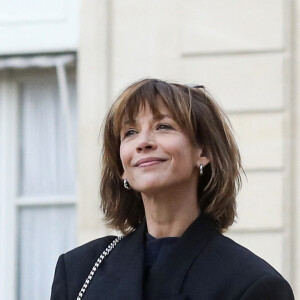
[0, 0, 299, 298]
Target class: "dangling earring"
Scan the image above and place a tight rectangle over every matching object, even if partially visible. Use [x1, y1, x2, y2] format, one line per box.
[123, 179, 131, 190]
[199, 164, 204, 176]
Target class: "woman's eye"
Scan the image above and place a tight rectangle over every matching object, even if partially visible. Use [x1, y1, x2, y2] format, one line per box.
[121, 124, 173, 140]
[157, 123, 172, 130]
[123, 129, 137, 138]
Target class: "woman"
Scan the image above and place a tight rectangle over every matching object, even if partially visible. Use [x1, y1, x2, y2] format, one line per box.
[51, 79, 294, 299]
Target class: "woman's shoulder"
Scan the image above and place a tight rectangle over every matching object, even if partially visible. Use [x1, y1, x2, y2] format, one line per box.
[63, 235, 118, 263]
[51, 235, 119, 299]
[238, 273, 294, 299]
[211, 234, 281, 275]
[187, 233, 295, 299]
[58, 235, 119, 279]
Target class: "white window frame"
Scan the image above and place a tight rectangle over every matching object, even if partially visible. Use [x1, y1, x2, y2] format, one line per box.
[0, 71, 19, 300]
[0, 66, 77, 299]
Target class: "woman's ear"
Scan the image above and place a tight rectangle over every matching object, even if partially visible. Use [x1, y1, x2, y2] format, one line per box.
[199, 156, 210, 168]
[197, 147, 211, 167]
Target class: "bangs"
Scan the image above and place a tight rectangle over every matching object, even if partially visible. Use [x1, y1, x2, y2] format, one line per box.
[111, 79, 193, 139]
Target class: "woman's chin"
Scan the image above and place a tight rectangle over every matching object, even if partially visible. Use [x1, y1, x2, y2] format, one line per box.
[135, 185, 161, 194]
[135, 181, 174, 195]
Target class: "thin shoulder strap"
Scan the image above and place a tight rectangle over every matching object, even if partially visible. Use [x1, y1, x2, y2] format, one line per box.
[77, 236, 124, 300]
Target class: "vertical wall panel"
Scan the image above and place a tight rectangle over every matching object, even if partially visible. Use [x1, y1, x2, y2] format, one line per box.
[232, 171, 283, 230]
[178, 54, 285, 112]
[230, 113, 284, 170]
[180, 0, 284, 53]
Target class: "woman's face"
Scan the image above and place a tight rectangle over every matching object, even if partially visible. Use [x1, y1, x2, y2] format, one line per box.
[119, 101, 209, 194]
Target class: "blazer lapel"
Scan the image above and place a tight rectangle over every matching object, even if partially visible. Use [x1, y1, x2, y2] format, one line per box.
[105, 220, 146, 300]
[144, 214, 220, 299]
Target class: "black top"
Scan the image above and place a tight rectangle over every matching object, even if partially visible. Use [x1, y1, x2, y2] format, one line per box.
[144, 232, 179, 283]
[50, 214, 295, 300]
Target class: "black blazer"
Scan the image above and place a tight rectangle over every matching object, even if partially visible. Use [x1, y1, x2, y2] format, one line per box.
[50, 214, 294, 300]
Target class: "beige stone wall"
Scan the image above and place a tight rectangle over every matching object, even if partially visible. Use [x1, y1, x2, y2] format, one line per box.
[77, 0, 112, 243]
[78, 0, 299, 296]
[292, 0, 300, 297]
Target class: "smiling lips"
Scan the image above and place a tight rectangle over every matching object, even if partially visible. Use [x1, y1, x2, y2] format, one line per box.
[134, 157, 167, 167]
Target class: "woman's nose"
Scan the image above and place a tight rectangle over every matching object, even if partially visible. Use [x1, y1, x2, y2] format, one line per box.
[136, 132, 157, 152]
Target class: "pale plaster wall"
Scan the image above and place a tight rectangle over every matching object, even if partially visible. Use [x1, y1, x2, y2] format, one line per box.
[78, 0, 298, 295]
[77, 0, 113, 243]
[291, 0, 300, 297]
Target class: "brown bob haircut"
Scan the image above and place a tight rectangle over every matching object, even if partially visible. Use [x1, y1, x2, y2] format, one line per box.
[100, 78, 243, 234]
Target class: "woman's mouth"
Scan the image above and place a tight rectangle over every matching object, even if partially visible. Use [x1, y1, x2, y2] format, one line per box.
[138, 160, 165, 167]
[135, 157, 167, 167]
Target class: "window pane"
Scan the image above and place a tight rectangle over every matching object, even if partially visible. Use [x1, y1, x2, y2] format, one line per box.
[19, 72, 77, 196]
[17, 205, 76, 300]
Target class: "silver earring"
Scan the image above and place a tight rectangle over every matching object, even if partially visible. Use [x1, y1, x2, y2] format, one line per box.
[199, 164, 204, 176]
[123, 179, 131, 190]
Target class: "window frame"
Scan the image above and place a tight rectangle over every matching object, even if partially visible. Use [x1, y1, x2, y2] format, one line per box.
[0, 67, 77, 299]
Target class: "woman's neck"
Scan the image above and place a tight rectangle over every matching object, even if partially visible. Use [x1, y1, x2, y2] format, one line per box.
[142, 189, 200, 238]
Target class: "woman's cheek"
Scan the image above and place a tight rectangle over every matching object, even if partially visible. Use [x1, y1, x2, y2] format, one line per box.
[120, 145, 131, 169]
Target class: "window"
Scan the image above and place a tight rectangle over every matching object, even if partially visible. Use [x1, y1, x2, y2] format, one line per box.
[0, 66, 77, 299]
